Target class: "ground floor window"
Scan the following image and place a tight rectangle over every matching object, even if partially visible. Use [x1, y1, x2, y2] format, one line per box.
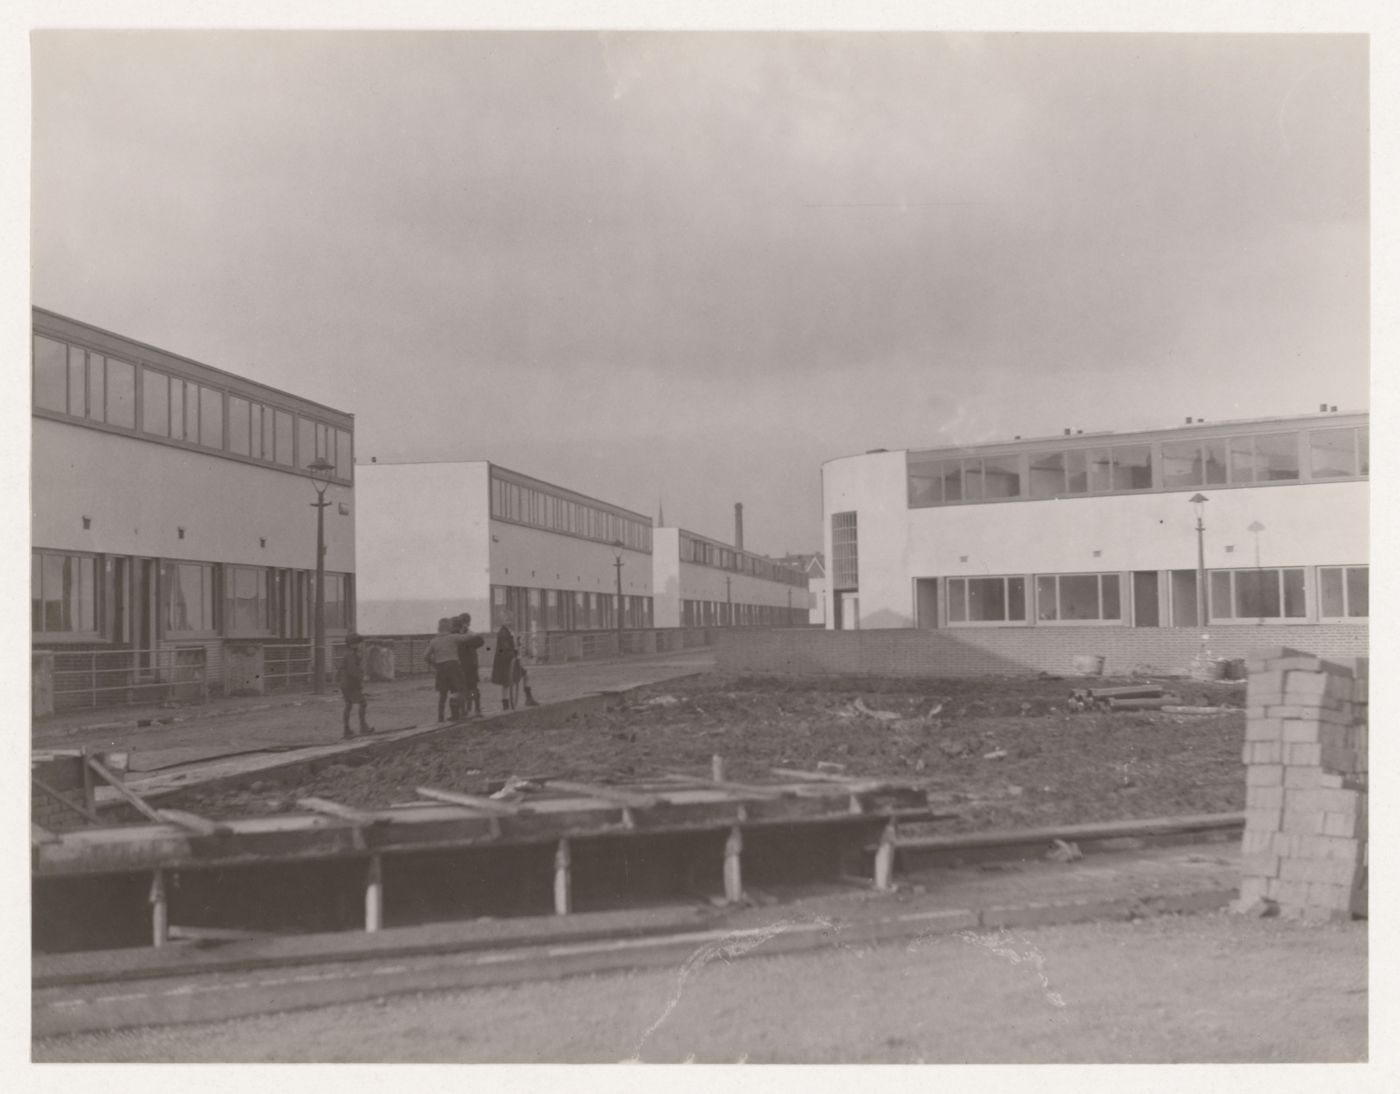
[163, 560, 217, 635]
[225, 565, 273, 635]
[1208, 567, 1306, 621]
[32, 550, 99, 636]
[1318, 566, 1368, 619]
[1036, 573, 1121, 622]
[948, 576, 1026, 624]
[319, 572, 352, 631]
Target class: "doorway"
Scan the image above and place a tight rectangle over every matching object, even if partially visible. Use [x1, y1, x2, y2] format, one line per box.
[1132, 571, 1160, 627]
[915, 579, 939, 629]
[836, 591, 860, 630]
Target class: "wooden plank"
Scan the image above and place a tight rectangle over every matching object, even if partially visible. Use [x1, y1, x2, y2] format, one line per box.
[544, 780, 660, 809]
[298, 797, 389, 825]
[87, 756, 165, 824]
[770, 767, 867, 785]
[415, 787, 527, 816]
[32, 823, 59, 846]
[658, 773, 792, 798]
[156, 809, 232, 837]
[166, 925, 273, 943]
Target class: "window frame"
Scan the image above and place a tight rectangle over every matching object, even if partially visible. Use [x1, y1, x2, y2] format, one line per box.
[1317, 565, 1368, 621]
[32, 549, 102, 640]
[946, 575, 1028, 626]
[1034, 572, 1124, 624]
[1206, 567, 1309, 623]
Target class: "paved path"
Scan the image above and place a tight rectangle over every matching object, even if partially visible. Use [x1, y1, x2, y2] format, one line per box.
[34, 649, 715, 779]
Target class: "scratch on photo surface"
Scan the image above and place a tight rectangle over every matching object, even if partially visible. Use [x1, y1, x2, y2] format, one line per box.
[955, 928, 1067, 1008]
[623, 915, 840, 1061]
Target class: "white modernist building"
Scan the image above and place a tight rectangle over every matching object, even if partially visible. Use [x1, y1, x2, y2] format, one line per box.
[32, 308, 357, 706]
[822, 411, 1368, 633]
[355, 462, 807, 636]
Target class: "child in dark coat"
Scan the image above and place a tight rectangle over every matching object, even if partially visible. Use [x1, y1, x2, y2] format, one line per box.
[338, 632, 371, 739]
[453, 613, 485, 718]
[490, 612, 540, 710]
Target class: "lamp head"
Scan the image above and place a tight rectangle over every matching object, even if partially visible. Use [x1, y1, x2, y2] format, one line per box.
[308, 456, 336, 494]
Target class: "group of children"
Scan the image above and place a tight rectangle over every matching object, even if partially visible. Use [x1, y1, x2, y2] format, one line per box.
[335, 612, 541, 737]
[424, 611, 539, 723]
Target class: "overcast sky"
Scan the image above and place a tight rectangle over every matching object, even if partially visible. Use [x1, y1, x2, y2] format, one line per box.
[29, 31, 1368, 555]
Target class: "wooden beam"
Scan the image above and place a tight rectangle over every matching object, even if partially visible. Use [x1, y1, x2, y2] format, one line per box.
[874, 820, 898, 892]
[156, 809, 232, 837]
[166, 925, 272, 943]
[364, 854, 383, 933]
[31, 823, 59, 846]
[86, 756, 165, 825]
[723, 826, 743, 903]
[554, 838, 572, 916]
[298, 797, 388, 825]
[150, 869, 168, 948]
[544, 780, 660, 809]
[31, 776, 104, 825]
[415, 787, 527, 816]
[770, 767, 865, 785]
[658, 773, 791, 798]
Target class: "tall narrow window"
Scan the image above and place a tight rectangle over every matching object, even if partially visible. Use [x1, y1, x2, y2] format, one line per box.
[33, 336, 68, 413]
[106, 358, 136, 428]
[831, 511, 858, 589]
[142, 369, 169, 436]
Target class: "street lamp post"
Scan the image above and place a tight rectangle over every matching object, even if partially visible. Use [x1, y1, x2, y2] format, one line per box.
[308, 457, 336, 694]
[1189, 493, 1209, 628]
[612, 541, 625, 651]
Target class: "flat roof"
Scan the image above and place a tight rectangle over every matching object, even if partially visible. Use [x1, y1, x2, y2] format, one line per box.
[356, 458, 653, 525]
[34, 307, 355, 425]
[826, 410, 1370, 467]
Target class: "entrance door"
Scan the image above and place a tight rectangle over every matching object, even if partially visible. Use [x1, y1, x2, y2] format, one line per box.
[915, 579, 939, 629]
[837, 591, 860, 630]
[1132, 571, 1160, 627]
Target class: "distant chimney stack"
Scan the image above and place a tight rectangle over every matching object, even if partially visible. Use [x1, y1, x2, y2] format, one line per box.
[734, 503, 744, 552]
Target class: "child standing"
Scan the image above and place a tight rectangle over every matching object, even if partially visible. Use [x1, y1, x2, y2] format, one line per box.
[338, 632, 371, 739]
[491, 612, 540, 710]
[425, 617, 467, 723]
[454, 613, 485, 718]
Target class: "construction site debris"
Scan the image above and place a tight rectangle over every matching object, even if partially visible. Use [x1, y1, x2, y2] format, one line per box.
[1106, 697, 1173, 712]
[1046, 838, 1083, 863]
[154, 673, 1247, 833]
[983, 749, 1008, 761]
[1161, 705, 1227, 715]
[853, 697, 901, 722]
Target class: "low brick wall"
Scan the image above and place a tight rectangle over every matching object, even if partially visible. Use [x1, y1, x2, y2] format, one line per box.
[1236, 648, 1367, 921]
[716, 625, 1368, 678]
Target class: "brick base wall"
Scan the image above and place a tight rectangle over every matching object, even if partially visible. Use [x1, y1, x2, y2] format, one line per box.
[717, 625, 1368, 678]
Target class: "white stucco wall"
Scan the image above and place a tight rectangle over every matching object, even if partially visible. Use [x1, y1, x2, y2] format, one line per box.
[354, 461, 491, 634]
[489, 520, 653, 601]
[677, 561, 805, 612]
[824, 447, 1369, 630]
[33, 418, 355, 571]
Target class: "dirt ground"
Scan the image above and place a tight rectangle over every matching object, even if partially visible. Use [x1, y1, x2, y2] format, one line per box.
[33, 912, 1365, 1063]
[161, 673, 1248, 831]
